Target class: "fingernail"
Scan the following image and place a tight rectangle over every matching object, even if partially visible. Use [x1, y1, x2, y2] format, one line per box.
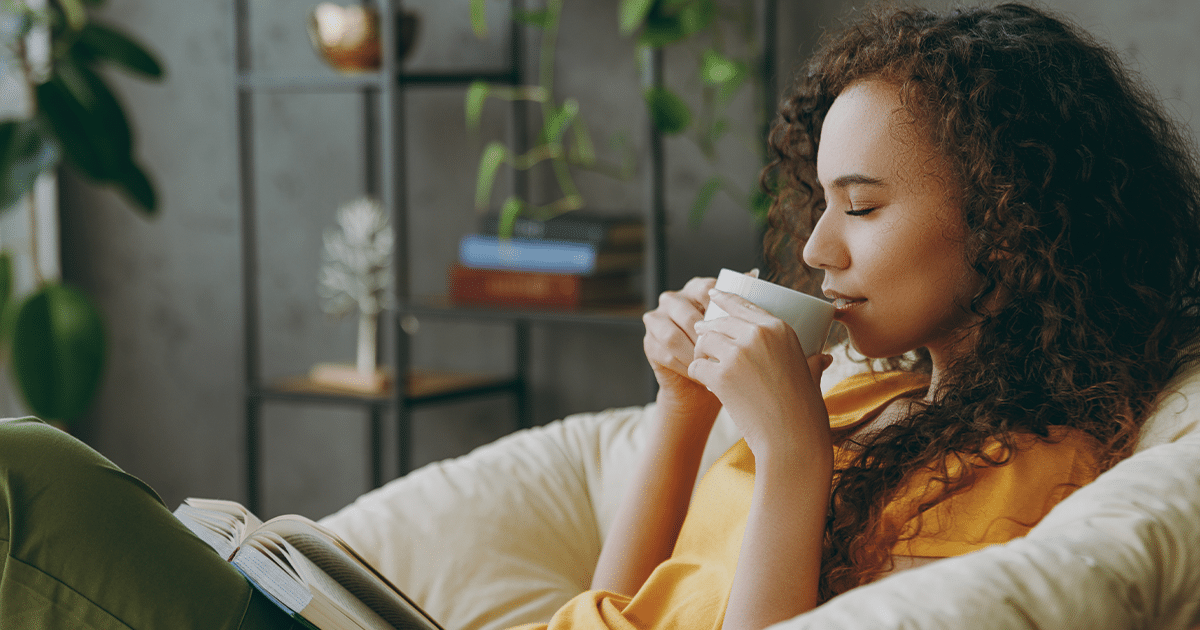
[748, 268, 760, 278]
[708, 288, 719, 297]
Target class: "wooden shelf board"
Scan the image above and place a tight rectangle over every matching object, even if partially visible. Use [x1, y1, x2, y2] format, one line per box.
[263, 369, 515, 403]
[237, 69, 516, 93]
[408, 369, 515, 399]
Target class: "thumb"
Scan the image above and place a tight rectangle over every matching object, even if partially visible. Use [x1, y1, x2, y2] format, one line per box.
[807, 352, 833, 388]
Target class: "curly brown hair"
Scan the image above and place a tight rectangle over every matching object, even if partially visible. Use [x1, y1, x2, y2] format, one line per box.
[762, 2, 1200, 600]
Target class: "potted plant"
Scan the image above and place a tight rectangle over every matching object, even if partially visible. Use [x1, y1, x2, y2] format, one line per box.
[466, 0, 771, 230]
[0, 0, 163, 427]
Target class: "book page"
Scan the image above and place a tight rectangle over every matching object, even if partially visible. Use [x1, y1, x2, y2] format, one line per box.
[259, 516, 443, 630]
[246, 531, 394, 630]
[173, 503, 242, 560]
[233, 540, 314, 615]
[183, 497, 265, 534]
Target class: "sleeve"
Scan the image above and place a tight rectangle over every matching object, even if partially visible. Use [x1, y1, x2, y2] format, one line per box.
[888, 428, 1099, 558]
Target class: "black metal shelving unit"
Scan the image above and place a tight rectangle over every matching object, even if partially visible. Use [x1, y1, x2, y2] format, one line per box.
[233, 0, 776, 515]
[232, 0, 668, 515]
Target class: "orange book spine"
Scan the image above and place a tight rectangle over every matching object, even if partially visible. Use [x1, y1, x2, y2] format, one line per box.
[449, 265, 584, 309]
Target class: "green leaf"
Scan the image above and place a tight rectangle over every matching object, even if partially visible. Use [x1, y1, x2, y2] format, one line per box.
[514, 9, 553, 29]
[117, 160, 157, 213]
[639, 14, 686, 47]
[540, 98, 579, 145]
[717, 71, 747, 103]
[465, 82, 490, 130]
[0, 298, 15, 357]
[77, 22, 165, 79]
[644, 86, 691, 135]
[37, 61, 157, 214]
[10, 282, 106, 424]
[0, 252, 11, 331]
[37, 71, 127, 180]
[619, 0, 656, 35]
[470, 0, 488, 38]
[475, 141, 508, 210]
[0, 118, 61, 212]
[638, 0, 714, 46]
[676, 0, 715, 37]
[700, 49, 740, 85]
[53, 55, 102, 110]
[58, 0, 88, 32]
[497, 196, 524, 239]
[690, 176, 722, 227]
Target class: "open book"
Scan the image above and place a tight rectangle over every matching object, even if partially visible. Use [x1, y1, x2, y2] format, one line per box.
[174, 498, 443, 630]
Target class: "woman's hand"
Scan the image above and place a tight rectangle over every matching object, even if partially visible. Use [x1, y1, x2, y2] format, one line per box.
[593, 275, 732, 597]
[642, 276, 721, 417]
[690, 288, 833, 458]
[694, 288, 836, 629]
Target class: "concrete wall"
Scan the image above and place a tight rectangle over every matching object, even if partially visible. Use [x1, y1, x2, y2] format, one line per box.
[44, 0, 1200, 519]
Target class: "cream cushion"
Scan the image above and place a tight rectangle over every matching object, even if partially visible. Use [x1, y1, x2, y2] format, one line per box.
[319, 402, 741, 630]
[320, 353, 1200, 630]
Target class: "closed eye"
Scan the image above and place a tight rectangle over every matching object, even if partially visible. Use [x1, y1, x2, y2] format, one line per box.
[845, 206, 877, 217]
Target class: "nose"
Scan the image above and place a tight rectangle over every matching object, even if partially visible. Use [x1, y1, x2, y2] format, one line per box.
[802, 209, 848, 271]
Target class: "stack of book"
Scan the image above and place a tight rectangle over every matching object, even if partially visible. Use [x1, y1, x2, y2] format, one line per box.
[448, 211, 645, 310]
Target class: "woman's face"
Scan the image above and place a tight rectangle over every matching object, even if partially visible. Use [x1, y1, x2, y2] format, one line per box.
[803, 80, 981, 362]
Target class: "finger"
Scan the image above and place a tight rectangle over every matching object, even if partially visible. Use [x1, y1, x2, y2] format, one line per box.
[743, 268, 760, 279]
[679, 276, 719, 310]
[688, 329, 742, 389]
[807, 352, 833, 387]
[646, 335, 694, 379]
[705, 288, 778, 326]
[657, 293, 706, 344]
[693, 308, 755, 343]
[688, 335, 722, 382]
[644, 311, 700, 373]
[695, 291, 797, 348]
[681, 275, 719, 296]
[692, 325, 745, 367]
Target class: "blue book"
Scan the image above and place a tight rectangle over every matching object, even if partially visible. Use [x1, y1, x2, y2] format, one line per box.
[477, 211, 644, 249]
[458, 234, 642, 274]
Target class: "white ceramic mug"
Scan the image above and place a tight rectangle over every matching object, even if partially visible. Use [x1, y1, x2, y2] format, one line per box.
[704, 268, 835, 356]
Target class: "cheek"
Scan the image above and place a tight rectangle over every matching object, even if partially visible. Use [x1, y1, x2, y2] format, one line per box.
[854, 225, 918, 286]
[883, 222, 968, 286]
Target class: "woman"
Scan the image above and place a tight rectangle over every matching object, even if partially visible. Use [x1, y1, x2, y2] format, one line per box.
[3, 3, 1198, 629]
[567, 2, 1200, 629]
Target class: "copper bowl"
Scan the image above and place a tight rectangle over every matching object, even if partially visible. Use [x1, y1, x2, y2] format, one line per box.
[308, 2, 419, 73]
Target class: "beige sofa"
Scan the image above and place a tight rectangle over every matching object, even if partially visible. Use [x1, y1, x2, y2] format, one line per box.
[320, 351, 1200, 630]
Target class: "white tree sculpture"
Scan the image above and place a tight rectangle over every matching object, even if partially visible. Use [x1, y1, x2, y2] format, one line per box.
[318, 197, 393, 377]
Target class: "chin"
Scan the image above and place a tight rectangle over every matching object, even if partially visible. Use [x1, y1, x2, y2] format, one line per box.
[845, 333, 911, 362]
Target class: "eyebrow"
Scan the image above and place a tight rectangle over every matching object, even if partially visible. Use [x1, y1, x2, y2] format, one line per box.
[827, 174, 886, 190]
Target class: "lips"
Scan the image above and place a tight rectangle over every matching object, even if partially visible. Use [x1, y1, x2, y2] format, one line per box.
[824, 289, 866, 312]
